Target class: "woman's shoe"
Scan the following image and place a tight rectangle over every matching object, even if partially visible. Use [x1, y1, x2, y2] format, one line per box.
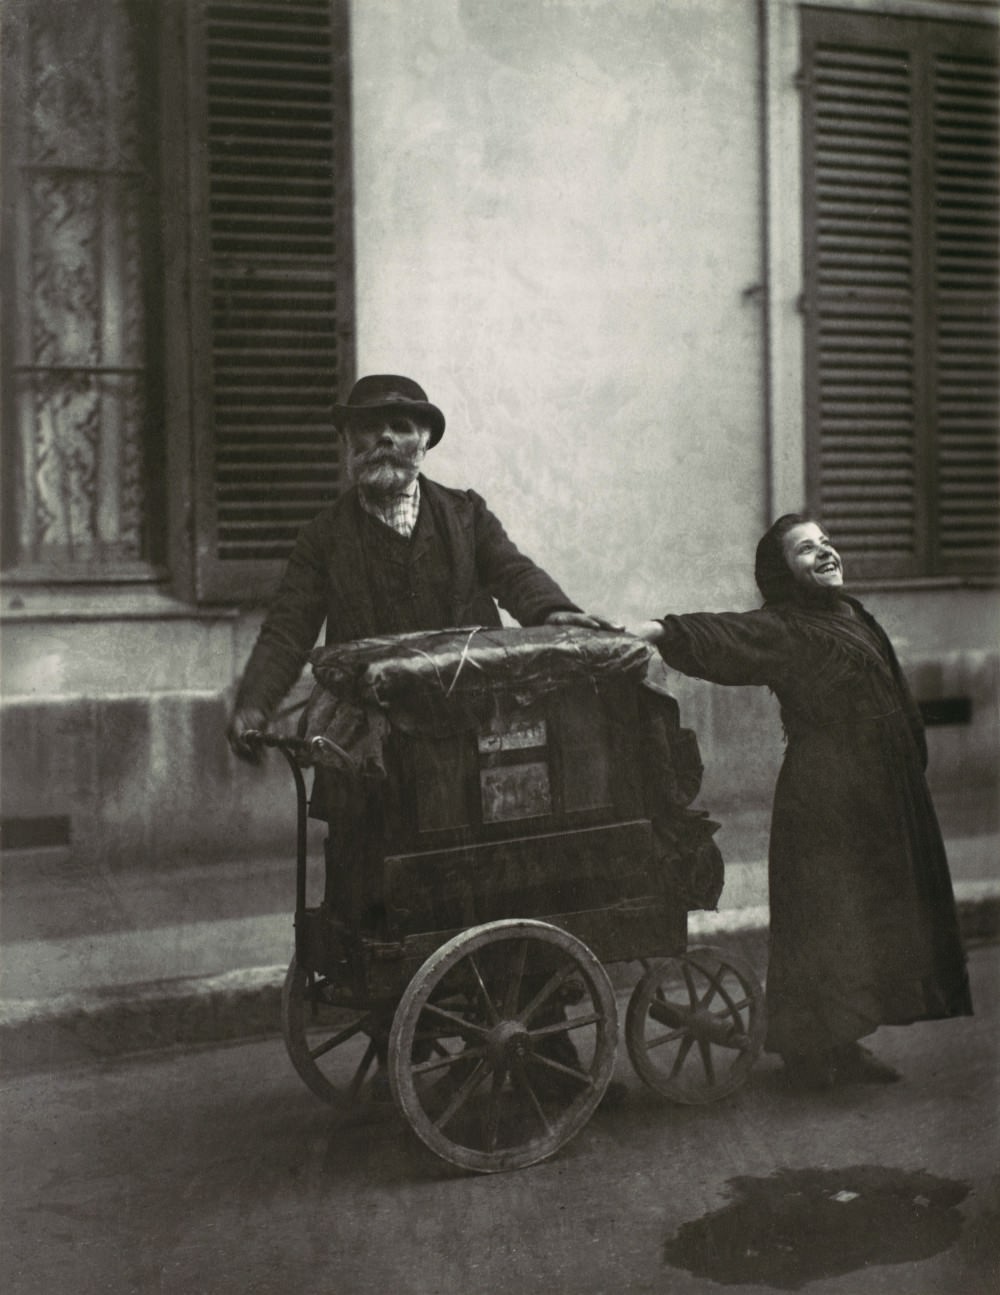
[780, 1052, 835, 1091]
[830, 1042, 901, 1085]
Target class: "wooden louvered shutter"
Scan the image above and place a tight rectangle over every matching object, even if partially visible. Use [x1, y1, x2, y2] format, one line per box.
[933, 33, 999, 573]
[801, 9, 998, 580]
[186, 0, 354, 603]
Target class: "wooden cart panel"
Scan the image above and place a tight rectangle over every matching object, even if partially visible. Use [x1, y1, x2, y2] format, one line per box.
[384, 819, 655, 935]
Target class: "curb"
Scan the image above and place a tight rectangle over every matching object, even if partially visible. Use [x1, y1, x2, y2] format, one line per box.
[1, 966, 286, 1076]
[2, 890, 996, 1078]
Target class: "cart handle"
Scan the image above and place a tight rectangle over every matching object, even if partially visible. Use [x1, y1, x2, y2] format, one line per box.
[243, 730, 357, 925]
[242, 730, 356, 774]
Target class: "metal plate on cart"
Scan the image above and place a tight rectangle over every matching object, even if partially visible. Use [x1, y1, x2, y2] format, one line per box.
[480, 761, 552, 822]
[477, 718, 547, 754]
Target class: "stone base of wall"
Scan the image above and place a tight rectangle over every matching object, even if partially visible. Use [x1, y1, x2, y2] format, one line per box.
[0, 691, 304, 868]
[2, 644, 996, 869]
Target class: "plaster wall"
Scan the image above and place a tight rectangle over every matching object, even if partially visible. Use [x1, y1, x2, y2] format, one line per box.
[2, 0, 996, 872]
[350, 0, 769, 622]
[344, 0, 997, 853]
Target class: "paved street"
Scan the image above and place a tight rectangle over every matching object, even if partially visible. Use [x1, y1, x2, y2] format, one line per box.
[2, 941, 997, 1295]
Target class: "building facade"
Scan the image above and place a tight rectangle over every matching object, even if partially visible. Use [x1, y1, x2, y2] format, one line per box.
[2, 0, 997, 872]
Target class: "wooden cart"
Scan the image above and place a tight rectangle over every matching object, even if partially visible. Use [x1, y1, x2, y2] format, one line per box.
[252, 626, 765, 1173]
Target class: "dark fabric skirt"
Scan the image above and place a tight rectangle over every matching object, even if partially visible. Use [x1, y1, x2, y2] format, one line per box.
[763, 713, 972, 1056]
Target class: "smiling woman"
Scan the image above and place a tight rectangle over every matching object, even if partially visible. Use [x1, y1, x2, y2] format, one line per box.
[782, 521, 844, 592]
[630, 513, 973, 1091]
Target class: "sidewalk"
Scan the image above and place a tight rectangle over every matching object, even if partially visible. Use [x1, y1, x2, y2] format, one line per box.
[1, 830, 996, 1074]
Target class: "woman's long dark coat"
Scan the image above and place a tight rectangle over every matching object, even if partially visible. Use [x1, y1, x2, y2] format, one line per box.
[657, 597, 972, 1056]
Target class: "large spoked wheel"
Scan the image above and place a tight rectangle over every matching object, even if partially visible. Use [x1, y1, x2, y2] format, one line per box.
[388, 920, 618, 1174]
[625, 946, 765, 1104]
[281, 956, 391, 1107]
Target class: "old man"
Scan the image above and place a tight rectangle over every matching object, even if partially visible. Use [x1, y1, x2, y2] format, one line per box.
[228, 373, 611, 756]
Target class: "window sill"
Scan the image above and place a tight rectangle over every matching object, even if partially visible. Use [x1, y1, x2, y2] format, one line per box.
[0, 583, 240, 623]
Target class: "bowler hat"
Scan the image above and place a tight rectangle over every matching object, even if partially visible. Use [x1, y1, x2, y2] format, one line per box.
[332, 374, 446, 447]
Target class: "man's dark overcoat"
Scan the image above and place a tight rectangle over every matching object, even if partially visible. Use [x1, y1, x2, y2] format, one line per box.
[235, 475, 578, 718]
[656, 596, 972, 1056]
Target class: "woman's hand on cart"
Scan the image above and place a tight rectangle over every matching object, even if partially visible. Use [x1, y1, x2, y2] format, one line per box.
[625, 620, 666, 644]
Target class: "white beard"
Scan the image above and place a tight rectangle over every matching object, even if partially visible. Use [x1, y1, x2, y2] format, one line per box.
[354, 460, 417, 496]
[348, 450, 421, 498]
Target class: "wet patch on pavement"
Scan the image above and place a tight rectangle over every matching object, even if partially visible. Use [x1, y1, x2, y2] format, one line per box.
[663, 1165, 969, 1289]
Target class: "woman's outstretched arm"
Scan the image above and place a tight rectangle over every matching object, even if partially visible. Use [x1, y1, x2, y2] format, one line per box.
[627, 610, 798, 688]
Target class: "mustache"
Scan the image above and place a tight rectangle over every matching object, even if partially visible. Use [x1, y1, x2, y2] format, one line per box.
[353, 447, 418, 468]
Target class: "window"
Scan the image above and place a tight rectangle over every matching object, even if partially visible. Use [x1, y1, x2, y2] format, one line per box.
[801, 7, 999, 579]
[1, 0, 165, 580]
[1, 0, 355, 602]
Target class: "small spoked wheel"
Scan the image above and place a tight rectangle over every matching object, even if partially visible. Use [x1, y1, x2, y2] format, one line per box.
[388, 920, 618, 1173]
[281, 956, 391, 1107]
[625, 946, 765, 1104]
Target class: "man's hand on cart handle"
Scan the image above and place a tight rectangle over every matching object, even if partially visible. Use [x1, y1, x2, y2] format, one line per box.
[545, 609, 624, 632]
[227, 705, 270, 764]
[227, 718, 355, 774]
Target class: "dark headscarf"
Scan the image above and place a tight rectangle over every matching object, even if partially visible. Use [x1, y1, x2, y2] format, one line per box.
[755, 512, 837, 607]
